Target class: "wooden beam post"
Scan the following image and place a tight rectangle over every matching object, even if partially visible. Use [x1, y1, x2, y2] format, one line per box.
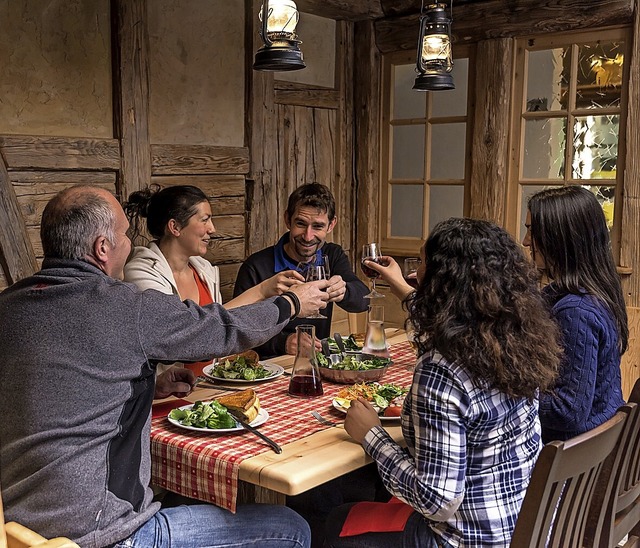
[245, 0, 278, 256]
[469, 38, 514, 224]
[354, 20, 381, 249]
[621, 0, 640, 307]
[111, 0, 152, 202]
[0, 152, 38, 285]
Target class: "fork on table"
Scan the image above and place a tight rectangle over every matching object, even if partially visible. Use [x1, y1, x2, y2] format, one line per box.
[311, 411, 342, 427]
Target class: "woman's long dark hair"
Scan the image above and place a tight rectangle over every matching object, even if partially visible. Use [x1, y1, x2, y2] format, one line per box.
[528, 186, 628, 353]
[123, 185, 208, 241]
[408, 218, 561, 399]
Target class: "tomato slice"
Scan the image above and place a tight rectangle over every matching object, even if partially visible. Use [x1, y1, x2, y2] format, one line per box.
[383, 406, 402, 417]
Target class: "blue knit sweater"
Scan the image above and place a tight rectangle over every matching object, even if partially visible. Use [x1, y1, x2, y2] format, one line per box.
[540, 286, 624, 443]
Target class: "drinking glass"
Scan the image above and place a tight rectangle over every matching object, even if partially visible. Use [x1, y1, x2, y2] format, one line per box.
[362, 304, 390, 358]
[361, 243, 385, 299]
[298, 256, 328, 319]
[288, 325, 324, 398]
[403, 257, 421, 290]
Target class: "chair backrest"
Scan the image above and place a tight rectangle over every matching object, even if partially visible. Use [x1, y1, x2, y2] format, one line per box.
[589, 378, 640, 547]
[510, 409, 627, 548]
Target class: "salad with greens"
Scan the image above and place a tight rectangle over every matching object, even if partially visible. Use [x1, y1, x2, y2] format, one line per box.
[169, 400, 237, 429]
[334, 382, 408, 415]
[316, 353, 390, 370]
[211, 356, 272, 381]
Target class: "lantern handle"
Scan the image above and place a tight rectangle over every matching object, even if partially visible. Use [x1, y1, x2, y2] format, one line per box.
[260, 1, 273, 47]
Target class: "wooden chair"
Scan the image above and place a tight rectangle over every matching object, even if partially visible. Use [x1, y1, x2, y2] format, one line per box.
[510, 409, 628, 548]
[0, 485, 79, 548]
[588, 378, 640, 548]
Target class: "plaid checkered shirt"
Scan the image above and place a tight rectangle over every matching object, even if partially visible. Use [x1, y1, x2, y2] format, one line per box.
[364, 350, 541, 547]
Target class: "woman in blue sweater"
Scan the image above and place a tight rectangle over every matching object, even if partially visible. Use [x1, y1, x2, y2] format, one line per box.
[523, 186, 628, 442]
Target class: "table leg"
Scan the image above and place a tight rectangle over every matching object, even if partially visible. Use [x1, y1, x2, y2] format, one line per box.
[238, 480, 286, 505]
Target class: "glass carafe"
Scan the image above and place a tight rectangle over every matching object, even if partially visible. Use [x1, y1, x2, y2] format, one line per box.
[362, 304, 390, 358]
[288, 325, 324, 398]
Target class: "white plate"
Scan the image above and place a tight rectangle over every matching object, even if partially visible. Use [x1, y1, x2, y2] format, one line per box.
[202, 362, 285, 383]
[168, 404, 270, 433]
[331, 399, 401, 421]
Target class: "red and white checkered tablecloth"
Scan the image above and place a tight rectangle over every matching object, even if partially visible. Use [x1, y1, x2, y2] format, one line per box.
[150, 341, 416, 512]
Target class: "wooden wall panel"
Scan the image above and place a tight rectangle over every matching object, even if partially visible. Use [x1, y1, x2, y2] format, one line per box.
[151, 144, 249, 175]
[151, 175, 245, 197]
[219, 262, 241, 302]
[0, 136, 120, 171]
[14, 179, 118, 227]
[204, 239, 244, 264]
[212, 215, 245, 239]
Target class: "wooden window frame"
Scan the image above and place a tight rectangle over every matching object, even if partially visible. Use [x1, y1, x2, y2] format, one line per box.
[379, 46, 475, 256]
[505, 27, 631, 261]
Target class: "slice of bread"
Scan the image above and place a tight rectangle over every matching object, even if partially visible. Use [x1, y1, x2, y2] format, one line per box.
[217, 388, 260, 422]
[218, 350, 260, 366]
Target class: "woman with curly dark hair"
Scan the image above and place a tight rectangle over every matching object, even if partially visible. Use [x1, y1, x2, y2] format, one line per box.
[523, 185, 627, 443]
[324, 218, 562, 548]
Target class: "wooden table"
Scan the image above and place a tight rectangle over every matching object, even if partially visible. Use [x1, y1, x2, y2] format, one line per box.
[237, 330, 410, 504]
[150, 330, 414, 508]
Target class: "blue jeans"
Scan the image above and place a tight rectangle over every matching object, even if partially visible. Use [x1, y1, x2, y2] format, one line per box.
[113, 503, 311, 547]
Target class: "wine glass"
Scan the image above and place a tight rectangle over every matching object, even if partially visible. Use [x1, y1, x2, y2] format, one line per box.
[361, 243, 385, 299]
[298, 257, 328, 319]
[403, 257, 421, 290]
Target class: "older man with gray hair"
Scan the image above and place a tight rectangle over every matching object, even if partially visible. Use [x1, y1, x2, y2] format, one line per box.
[0, 185, 326, 548]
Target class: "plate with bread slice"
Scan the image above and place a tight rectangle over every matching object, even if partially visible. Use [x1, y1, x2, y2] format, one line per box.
[168, 389, 268, 433]
[203, 350, 284, 383]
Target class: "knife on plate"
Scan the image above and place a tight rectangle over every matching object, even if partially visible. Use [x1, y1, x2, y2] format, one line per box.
[227, 408, 282, 454]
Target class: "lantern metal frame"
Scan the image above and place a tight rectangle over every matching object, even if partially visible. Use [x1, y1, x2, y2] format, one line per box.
[413, 1, 455, 91]
[253, 0, 305, 72]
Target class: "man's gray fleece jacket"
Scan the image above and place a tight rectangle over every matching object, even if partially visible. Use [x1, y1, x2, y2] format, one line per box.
[0, 259, 292, 547]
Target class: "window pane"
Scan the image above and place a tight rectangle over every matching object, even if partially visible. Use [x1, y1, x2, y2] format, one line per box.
[393, 64, 426, 119]
[432, 58, 468, 117]
[518, 184, 562, 241]
[572, 115, 618, 180]
[523, 118, 566, 179]
[526, 48, 569, 112]
[392, 125, 425, 179]
[583, 185, 616, 230]
[391, 184, 424, 237]
[576, 42, 624, 109]
[430, 123, 466, 180]
[428, 185, 464, 232]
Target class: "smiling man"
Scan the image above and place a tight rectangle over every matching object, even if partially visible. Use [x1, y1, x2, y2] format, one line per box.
[234, 183, 369, 358]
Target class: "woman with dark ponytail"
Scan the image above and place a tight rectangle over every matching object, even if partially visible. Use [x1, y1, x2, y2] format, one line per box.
[523, 185, 628, 442]
[123, 185, 304, 374]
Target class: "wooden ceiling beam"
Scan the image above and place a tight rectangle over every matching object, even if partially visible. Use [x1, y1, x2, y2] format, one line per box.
[375, 0, 635, 53]
[295, 0, 383, 21]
